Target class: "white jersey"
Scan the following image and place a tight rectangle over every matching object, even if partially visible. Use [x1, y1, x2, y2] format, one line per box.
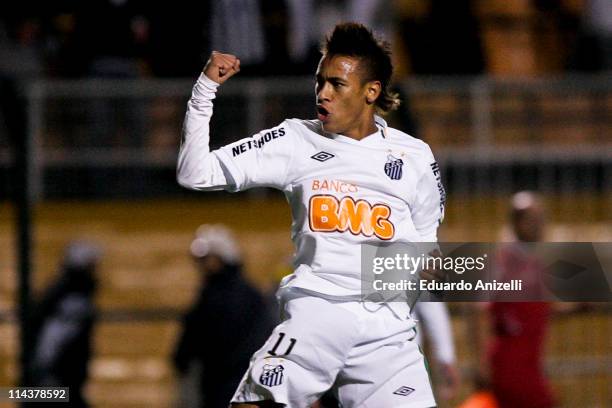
[178, 74, 445, 305]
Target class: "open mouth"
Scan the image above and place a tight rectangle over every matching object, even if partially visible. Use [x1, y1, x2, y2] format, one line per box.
[317, 105, 330, 122]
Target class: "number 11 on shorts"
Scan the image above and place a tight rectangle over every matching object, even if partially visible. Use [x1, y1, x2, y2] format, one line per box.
[268, 332, 297, 356]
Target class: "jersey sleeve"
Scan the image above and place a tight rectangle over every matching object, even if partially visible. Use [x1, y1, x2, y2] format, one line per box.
[413, 302, 456, 365]
[177, 73, 233, 191]
[177, 73, 296, 192]
[213, 121, 296, 191]
[411, 147, 446, 242]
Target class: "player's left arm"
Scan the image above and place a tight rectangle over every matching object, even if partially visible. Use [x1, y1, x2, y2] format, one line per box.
[411, 147, 445, 241]
[413, 302, 460, 401]
[411, 148, 446, 283]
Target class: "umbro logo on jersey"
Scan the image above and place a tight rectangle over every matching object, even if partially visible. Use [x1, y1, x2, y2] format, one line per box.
[259, 364, 284, 387]
[384, 155, 404, 180]
[311, 151, 335, 162]
[393, 386, 415, 396]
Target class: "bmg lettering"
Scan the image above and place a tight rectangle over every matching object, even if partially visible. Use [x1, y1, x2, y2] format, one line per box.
[309, 195, 394, 240]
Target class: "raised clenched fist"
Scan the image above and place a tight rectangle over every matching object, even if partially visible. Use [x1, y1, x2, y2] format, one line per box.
[203, 51, 241, 85]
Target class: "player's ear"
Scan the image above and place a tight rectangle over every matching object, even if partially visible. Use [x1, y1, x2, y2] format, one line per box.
[365, 80, 382, 105]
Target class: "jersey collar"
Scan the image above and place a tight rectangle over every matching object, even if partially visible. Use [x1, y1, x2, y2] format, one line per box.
[374, 115, 388, 139]
[322, 115, 388, 145]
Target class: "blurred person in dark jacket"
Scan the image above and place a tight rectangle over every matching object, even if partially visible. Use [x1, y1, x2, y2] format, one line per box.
[173, 224, 276, 408]
[29, 240, 100, 408]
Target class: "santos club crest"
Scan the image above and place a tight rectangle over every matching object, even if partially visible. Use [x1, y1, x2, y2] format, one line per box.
[260, 364, 284, 387]
[384, 155, 404, 180]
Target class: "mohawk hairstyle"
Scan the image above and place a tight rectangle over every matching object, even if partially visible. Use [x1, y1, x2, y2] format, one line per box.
[321, 22, 400, 114]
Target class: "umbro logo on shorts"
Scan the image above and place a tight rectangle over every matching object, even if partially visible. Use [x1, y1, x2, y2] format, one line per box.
[393, 386, 415, 396]
[260, 364, 284, 387]
[311, 151, 335, 162]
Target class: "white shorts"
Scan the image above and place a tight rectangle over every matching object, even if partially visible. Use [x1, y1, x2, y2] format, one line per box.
[231, 289, 436, 408]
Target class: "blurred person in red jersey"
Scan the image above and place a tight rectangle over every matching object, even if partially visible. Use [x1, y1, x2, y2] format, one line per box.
[473, 191, 556, 408]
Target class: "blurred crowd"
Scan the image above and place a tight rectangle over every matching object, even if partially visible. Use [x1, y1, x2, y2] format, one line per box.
[1, 0, 611, 82]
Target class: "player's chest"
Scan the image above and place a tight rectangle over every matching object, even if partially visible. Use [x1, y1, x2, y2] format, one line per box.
[290, 145, 421, 240]
[290, 142, 421, 203]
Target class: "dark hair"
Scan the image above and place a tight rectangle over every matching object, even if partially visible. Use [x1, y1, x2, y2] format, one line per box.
[321, 22, 400, 113]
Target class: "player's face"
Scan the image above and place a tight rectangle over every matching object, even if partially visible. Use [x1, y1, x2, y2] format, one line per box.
[315, 55, 378, 139]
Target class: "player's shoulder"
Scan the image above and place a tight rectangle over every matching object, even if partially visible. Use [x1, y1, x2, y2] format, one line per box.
[255, 119, 305, 143]
[250, 119, 318, 152]
[284, 118, 323, 136]
[386, 126, 435, 160]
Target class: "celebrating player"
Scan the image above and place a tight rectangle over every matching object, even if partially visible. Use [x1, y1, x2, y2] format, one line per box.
[177, 23, 445, 408]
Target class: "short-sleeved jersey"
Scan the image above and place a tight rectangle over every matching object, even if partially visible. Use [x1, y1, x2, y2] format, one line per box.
[178, 74, 445, 303]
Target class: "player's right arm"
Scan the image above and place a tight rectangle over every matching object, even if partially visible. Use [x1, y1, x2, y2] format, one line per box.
[177, 52, 240, 191]
[178, 51, 296, 192]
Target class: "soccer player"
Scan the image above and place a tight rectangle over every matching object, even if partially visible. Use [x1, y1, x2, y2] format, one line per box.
[177, 23, 445, 408]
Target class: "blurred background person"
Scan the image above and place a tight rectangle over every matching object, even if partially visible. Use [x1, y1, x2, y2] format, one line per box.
[73, 0, 150, 80]
[72, 0, 150, 148]
[0, 6, 45, 82]
[395, 0, 485, 76]
[471, 191, 556, 408]
[570, 0, 612, 71]
[28, 240, 100, 408]
[173, 224, 276, 408]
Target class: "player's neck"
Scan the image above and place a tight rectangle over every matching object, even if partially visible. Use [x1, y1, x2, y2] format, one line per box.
[344, 116, 378, 141]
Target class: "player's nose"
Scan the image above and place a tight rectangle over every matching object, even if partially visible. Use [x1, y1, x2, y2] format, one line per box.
[317, 82, 333, 101]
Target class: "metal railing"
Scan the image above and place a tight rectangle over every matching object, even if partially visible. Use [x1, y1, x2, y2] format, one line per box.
[0, 74, 610, 199]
